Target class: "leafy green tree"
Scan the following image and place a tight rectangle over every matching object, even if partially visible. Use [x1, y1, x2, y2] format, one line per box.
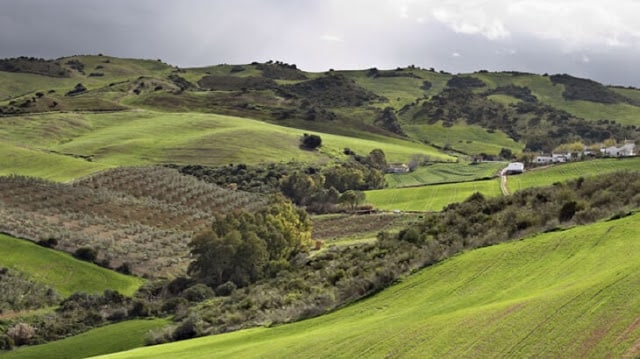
[280, 171, 322, 205]
[188, 196, 311, 287]
[340, 190, 366, 210]
[365, 149, 388, 171]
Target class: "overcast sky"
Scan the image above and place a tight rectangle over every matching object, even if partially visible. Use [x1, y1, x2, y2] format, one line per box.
[2, 0, 640, 86]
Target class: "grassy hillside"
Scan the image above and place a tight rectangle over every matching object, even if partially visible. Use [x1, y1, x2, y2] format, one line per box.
[385, 162, 504, 188]
[0, 110, 451, 176]
[508, 157, 640, 192]
[0, 234, 142, 297]
[343, 68, 451, 109]
[404, 122, 524, 156]
[3, 318, 169, 359]
[474, 71, 640, 126]
[95, 213, 640, 359]
[366, 178, 501, 212]
[0, 141, 111, 182]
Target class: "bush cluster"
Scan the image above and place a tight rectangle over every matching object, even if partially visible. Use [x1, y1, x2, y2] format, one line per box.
[0, 268, 59, 314]
[550, 74, 639, 105]
[409, 87, 640, 152]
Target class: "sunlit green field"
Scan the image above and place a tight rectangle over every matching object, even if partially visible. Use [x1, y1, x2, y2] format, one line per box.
[366, 178, 501, 212]
[508, 157, 640, 192]
[404, 122, 524, 156]
[0, 141, 111, 182]
[0, 234, 142, 297]
[386, 162, 504, 188]
[96, 213, 640, 359]
[3, 319, 169, 359]
[0, 111, 453, 179]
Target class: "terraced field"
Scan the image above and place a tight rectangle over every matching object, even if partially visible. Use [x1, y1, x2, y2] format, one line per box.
[96, 213, 640, 359]
[508, 157, 640, 192]
[366, 178, 501, 212]
[386, 162, 504, 188]
[0, 233, 142, 297]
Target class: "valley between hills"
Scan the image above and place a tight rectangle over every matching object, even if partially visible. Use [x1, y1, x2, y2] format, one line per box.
[1, 55, 639, 358]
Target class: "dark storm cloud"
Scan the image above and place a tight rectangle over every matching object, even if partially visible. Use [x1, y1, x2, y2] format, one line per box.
[1, 0, 640, 86]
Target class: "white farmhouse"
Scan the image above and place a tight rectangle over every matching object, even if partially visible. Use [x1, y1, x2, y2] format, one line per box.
[503, 162, 525, 175]
[601, 141, 636, 157]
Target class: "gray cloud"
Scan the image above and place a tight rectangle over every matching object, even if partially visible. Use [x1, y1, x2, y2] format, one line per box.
[1, 0, 640, 86]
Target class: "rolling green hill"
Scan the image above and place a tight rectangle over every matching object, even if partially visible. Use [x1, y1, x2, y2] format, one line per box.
[0, 110, 452, 179]
[1, 55, 640, 358]
[0, 140, 111, 181]
[404, 121, 524, 156]
[2, 318, 169, 359]
[94, 212, 640, 359]
[0, 233, 142, 297]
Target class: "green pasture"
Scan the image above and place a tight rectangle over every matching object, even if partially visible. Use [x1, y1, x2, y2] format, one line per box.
[95, 213, 640, 358]
[3, 319, 169, 359]
[366, 178, 501, 212]
[0, 234, 142, 297]
[0, 141, 111, 182]
[0, 110, 451, 173]
[544, 99, 640, 126]
[404, 122, 523, 156]
[612, 86, 640, 104]
[386, 162, 504, 188]
[507, 157, 640, 192]
[487, 94, 521, 105]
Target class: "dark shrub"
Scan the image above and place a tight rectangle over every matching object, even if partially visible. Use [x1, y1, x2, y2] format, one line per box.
[74, 247, 97, 262]
[182, 284, 215, 302]
[214, 281, 237, 296]
[558, 201, 578, 222]
[172, 315, 202, 341]
[115, 262, 131, 275]
[161, 297, 189, 314]
[0, 334, 14, 350]
[301, 134, 322, 149]
[130, 300, 152, 317]
[38, 237, 58, 248]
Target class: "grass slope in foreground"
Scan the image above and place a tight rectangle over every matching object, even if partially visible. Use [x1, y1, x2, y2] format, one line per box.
[0, 234, 142, 297]
[97, 213, 640, 358]
[366, 178, 501, 212]
[2, 319, 169, 359]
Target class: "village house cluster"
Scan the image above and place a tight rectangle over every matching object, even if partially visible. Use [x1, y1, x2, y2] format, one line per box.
[534, 140, 637, 165]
